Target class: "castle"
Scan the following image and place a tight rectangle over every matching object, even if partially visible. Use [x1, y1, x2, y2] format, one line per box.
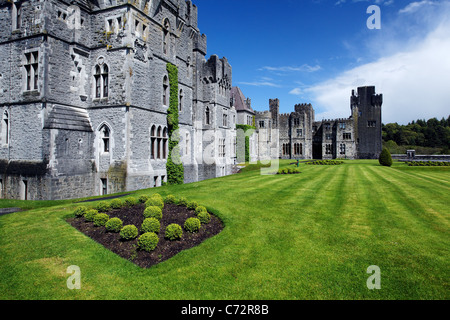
[0, 0, 237, 200]
[232, 86, 383, 161]
[0, 0, 382, 201]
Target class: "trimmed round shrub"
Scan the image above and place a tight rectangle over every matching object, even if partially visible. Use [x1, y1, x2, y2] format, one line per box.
[197, 211, 211, 225]
[95, 201, 110, 213]
[138, 194, 150, 203]
[195, 206, 207, 215]
[84, 209, 98, 222]
[143, 206, 163, 220]
[138, 232, 159, 252]
[93, 213, 109, 227]
[184, 217, 201, 233]
[165, 223, 183, 241]
[145, 196, 164, 210]
[124, 197, 138, 207]
[141, 218, 160, 234]
[177, 197, 188, 206]
[74, 206, 88, 218]
[110, 198, 123, 209]
[120, 225, 138, 241]
[187, 201, 198, 210]
[164, 194, 176, 204]
[151, 193, 164, 203]
[379, 147, 393, 167]
[105, 217, 123, 233]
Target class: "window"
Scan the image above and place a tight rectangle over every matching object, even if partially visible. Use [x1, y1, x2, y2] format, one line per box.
[12, 3, 22, 30]
[219, 138, 225, 158]
[259, 120, 265, 128]
[163, 128, 168, 159]
[343, 133, 352, 140]
[340, 144, 346, 155]
[94, 63, 109, 98]
[153, 126, 168, 160]
[163, 19, 170, 55]
[297, 129, 302, 137]
[326, 133, 332, 140]
[205, 107, 210, 125]
[179, 89, 183, 111]
[21, 180, 28, 200]
[100, 125, 110, 153]
[368, 120, 377, 128]
[24, 51, 39, 91]
[294, 143, 302, 155]
[185, 132, 190, 156]
[2, 111, 9, 145]
[325, 144, 332, 155]
[282, 143, 291, 156]
[324, 123, 331, 131]
[163, 76, 169, 106]
[150, 125, 156, 159]
[339, 122, 346, 130]
[101, 178, 108, 195]
[157, 126, 162, 159]
[294, 118, 300, 126]
[222, 112, 228, 127]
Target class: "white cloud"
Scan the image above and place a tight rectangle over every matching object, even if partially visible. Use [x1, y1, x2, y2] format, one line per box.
[238, 81, 281, 88]
[399, 1, 435, 14]
[306, 19, 450, 124]
[259, 64, 321, 73]
[289, 88, 303, 95]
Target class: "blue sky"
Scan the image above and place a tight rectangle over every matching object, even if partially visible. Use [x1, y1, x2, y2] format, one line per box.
[193, 0, 450, 124]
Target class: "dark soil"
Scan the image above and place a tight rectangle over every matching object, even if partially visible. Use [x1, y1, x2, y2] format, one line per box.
[67, 203, 224, 268]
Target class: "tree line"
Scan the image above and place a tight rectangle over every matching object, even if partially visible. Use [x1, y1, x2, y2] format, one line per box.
[382, 116, 450, 152]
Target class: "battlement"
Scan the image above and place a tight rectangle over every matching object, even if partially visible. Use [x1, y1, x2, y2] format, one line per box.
[194, 33, 207, 55]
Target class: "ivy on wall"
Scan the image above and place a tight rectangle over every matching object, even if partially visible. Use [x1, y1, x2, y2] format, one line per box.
[236, 124, 256, 163]
[166, 63, 184, 185]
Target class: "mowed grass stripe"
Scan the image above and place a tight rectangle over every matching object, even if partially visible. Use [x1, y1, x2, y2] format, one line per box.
[392, 166, 450, 192]
[366, 166, 450, 233]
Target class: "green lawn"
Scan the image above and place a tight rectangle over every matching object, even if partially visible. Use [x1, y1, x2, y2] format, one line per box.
[0, 160, 448, 300]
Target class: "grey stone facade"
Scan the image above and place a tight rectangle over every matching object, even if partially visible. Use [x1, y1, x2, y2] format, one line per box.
[240, 86, 383, 161]
[0, 0, 237, 200]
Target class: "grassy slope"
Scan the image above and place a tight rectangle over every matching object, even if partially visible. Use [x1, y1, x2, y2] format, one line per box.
[0, 160, 448, 300]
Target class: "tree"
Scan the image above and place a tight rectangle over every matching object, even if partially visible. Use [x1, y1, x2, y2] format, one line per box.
[379, 147, 393, 167]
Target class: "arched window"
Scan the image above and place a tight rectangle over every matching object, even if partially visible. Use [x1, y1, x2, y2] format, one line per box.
[94, 63, 109, 98]
[205, 106, 210, 125]
[157, 126, 162, 159]
[100, 125, 111, 153]
[163, 128, 168, 159]
[150, 125, 156, 159]
[163, 19, 170, 55]
[179, 89, 183, 111]
[102, 65, 109, 98]
[294, 143, 302, 155]
[94, 65, 101, 98]
[2, 111, 9, 145]
[163, 76, 169, 106]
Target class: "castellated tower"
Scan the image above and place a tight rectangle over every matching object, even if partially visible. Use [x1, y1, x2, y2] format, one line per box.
[269, 99, 279, 128]
[351, 86, 383, 159]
